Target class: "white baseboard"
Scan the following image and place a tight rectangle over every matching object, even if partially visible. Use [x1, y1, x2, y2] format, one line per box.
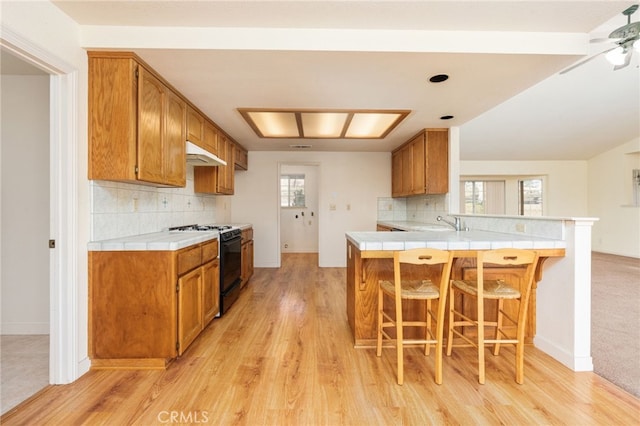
[1, 322, 49, 335]
[535, 335, 593, 372]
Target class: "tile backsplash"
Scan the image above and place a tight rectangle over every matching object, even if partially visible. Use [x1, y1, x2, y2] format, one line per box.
[377, 194, 448, 223]
[90, 167, 228, 241]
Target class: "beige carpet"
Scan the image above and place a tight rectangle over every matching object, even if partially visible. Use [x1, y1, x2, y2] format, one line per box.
[591, 252, 640, 398]
[0, 335, 49, 415]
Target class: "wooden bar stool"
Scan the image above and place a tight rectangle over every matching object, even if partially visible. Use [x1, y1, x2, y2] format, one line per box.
[376, 248, 454, 385]
[446, 248, 539, 384]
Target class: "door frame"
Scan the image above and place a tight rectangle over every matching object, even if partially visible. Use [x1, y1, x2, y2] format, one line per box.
[1, 27, 81, 384]
[277, 162, 320, 263]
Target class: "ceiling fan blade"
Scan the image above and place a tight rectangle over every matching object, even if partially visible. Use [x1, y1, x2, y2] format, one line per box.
[590, 37, 618, 43]
[559, 46, 617, 75]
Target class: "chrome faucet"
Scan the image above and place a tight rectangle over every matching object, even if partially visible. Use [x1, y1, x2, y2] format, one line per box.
[437, 215, 462, 231]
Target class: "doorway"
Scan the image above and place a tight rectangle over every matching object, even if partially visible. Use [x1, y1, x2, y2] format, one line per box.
[0, 30, 81, 410]
[279, 164, 319, 254]
[0, 49, 50, 414]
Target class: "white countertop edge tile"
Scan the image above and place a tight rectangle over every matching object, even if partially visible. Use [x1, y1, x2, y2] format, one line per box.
[88, 231, 219, 251]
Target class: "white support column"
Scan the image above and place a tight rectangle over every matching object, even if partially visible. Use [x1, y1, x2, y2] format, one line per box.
[535, 218, 597, 371]
[448, 126, 460, 214]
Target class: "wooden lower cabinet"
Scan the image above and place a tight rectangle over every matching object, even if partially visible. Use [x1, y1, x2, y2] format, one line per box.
[241, 227, 254, 288]
[346, 241, 561, 347]
[202, 258, 220, 325]
[89, 239, 219, 369]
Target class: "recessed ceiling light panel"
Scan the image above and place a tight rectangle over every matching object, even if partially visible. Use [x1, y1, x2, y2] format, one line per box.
[239, 108, 410, 139]
[245, 111, 299, 137]
[301, 112, 348, 138]
[346, 113, 403, 138]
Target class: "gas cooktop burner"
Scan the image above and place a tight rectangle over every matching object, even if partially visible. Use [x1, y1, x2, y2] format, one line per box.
[169, 224, 234, 232]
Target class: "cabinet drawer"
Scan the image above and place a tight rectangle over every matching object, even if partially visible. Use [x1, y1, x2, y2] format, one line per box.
[202, 240, 219, 263]
[177, 245, 202, 275]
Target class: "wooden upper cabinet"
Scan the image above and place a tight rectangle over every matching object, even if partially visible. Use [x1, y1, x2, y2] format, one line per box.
[391, 129, 448, 198]
[424, 129, 448, 194]
[164, 89, 187, 187]
[203, 121, 219, 156]
[234, 143, 248, 170]
[189, 107, 220, 156]
[136, 67, 165, 184]
[88, 52, 186, 187]
[186, 105, 205, 147]
[193, 132, 235, 195]
[391, 150, 403, 196]
[411, 133, 426, 195]
[217, 135, 234, 195]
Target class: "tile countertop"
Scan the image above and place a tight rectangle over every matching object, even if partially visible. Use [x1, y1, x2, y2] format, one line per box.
[377, 221, 452, 231]
[88, 231, 219, 251]
[88, 223, 254, 251]
[347, 230, 566, 251]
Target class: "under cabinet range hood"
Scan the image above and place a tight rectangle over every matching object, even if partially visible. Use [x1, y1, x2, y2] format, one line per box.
[186, 141, 227, 166]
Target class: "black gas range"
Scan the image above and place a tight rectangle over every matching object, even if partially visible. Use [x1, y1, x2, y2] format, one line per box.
[168, 224, 242, 315]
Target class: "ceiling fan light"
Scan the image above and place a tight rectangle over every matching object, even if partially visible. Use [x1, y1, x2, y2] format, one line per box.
[605, 47, 627, 65]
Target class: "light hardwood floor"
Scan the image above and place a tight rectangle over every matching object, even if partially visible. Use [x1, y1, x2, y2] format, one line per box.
[2, 253, 639, 425]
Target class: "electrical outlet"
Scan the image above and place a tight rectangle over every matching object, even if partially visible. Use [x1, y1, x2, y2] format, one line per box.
[329, 204, 336, 211]
[284, 243, 288, 248]
[515, 223, 526, 232]
[132, 198, 138, 212]
[346, 204, 351, 211]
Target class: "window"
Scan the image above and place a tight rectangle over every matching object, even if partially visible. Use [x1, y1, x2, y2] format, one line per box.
[460, 180, 505, 214]
[518, 179, 543, 216]
[280, 174, 306, 207]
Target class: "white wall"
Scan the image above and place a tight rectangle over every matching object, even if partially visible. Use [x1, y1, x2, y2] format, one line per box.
[1, 75, 50, 334]
[588, 137, 640, 257]
[232, 151, 390, 267]
[460, 160, 589, 217]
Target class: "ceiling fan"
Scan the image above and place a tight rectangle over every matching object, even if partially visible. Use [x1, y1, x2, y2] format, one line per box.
[560, 4, 640, 74]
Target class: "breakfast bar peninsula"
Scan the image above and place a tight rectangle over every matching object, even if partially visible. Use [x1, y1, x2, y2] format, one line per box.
[343, 218, 604, 371]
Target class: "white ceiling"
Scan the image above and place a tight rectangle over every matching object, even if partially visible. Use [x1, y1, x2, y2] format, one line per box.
[34, 1, 640, 159]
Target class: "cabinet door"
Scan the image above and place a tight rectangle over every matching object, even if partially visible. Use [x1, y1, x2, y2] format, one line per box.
[411, 134, 426, 195]
[137, 67, 165, 184]
[88, 56, 138, 181]
[202, 259, 220, 326]
[401, 145, 412, 196]
[241, 242, 249, 287]
[226, 139, 235, 194]
[217, 135, 235, 194]
[247, 240, 254, 280]
[425, 129, 449, 194]
[187, 106, 204, 146]
[391, 150, 403, 197]
[164, 89, 187, 187]
[178, 268, 203, 355]
[203, 121, 219, 155]
[234, 144, 248, 170]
